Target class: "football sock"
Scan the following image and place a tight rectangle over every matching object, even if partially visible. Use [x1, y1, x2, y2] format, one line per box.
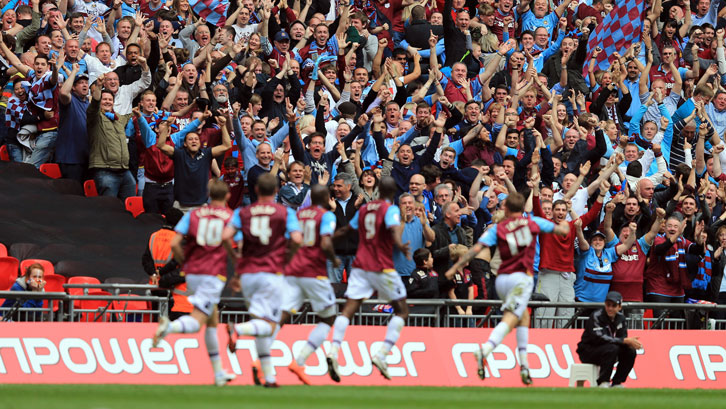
[255, 337, 276, 384]
[483, 322, 511, 356]
[376, 315, 405, 361]
[205, 327, 223, 375]
[330, 315, 350, 358]
[516, 326, 529, 369]
[234, 319, 273, 337]
[296, 322, 331, 366]
[168, 315, 200, 335]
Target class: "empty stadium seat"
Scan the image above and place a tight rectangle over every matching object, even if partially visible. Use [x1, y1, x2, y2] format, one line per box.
[8, 243, 40, 261]
[39, 163, 62, 179]
[66, 276, 102, 294]
[19, 259, 55, 276]
[0, 145, 8, 161]
[43, 274, 67, 312]
[66, 276, 102, 308]
[0, 243, 6, 257]
[125, 196, 145, 217]
[114, 294, 150, 322]
[83, 179, 98, 197]
[79, 289, 117, 322]
[0, 256, 20, 290]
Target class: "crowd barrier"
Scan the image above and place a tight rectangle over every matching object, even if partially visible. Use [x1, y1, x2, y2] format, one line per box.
[0, 323, 724, 388]
[2, 286, 726, 330]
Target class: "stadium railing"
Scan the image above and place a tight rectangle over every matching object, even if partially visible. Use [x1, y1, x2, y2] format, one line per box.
[2, 289, 725, 329]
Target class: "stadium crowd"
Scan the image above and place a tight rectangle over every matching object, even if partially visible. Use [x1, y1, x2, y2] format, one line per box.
[1, 0, 726, 327]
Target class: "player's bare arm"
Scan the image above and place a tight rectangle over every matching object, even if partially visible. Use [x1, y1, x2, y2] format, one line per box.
[170, 233, 185, 264]
[445, 243, 484, 280]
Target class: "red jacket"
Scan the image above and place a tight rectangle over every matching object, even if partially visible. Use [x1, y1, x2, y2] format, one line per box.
[534, 196, 603, 272]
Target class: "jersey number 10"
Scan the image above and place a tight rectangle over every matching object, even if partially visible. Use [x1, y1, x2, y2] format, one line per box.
[196, 217, 224, 246]
[505, 228, 533, 256]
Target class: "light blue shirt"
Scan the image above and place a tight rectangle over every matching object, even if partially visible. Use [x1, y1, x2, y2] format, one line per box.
[705, 102, 726, 138]
[394, 216, 425, 277]
[520, 10, 559, 38]
[478, 216, 554, 247]
[319, 211, 337, 236]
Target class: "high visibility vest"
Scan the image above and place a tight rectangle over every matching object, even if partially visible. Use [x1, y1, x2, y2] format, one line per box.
[148, 229, 193, 313]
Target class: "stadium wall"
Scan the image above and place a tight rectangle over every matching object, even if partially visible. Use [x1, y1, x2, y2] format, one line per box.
[0, 323, 724, 388]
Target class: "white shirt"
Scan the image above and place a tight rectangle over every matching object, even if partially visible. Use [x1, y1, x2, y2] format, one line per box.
[553, 187, 589, 219]
[114, 69, 151, 115]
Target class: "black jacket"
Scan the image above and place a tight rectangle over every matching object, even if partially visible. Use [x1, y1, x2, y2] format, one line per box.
[577, 308, 628, 353]
[405, 20, 434, 49]
[589, 85, 633, 135]
[429, 221, 468, 296]
[405, 268, 439, 298]
[442, 0, 473, 69]
[541, 36, 591, 96]
[332, 194, 359, 256]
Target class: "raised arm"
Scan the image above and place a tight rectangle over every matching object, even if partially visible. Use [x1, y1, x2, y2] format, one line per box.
[59, 62, 79, 106]
[211, 115, 232, 157]
[615, 222, 638, 255]
[155, 120, 175, 157]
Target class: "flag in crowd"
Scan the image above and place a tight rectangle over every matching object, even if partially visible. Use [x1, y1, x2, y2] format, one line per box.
[187, 0, 229, 27]
[584, 0, 646, 77]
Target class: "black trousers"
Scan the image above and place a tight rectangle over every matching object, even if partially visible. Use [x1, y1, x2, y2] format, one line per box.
[143, 181, 174, 215]
[578, 343, 637, 385]
[645, 293, 684, 323]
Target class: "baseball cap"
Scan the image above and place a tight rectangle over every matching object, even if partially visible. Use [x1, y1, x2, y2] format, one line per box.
[590, 231, 606, 240]
[605, 291, 623, 305]
[274, 31, 290, 42]
[74, 73, 89, 84]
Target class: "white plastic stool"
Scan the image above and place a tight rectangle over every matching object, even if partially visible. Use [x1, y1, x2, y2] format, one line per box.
[569, 364, 600, 387]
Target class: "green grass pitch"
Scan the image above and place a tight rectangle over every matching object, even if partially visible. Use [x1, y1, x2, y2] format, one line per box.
[1, 385, 726, 409]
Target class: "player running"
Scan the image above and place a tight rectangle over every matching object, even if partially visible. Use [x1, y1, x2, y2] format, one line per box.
[326, 176, 411, 382]
[277, 184, 341, 385]
[445, 192, 569, 385]
[224, 172, 302, 388]
[152, 179, 237, 387]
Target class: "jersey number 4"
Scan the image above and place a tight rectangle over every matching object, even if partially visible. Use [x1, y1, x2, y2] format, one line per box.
[196, 217, 224, 246]
[250, 216, 272, 245]
[505, 228, 533, 256]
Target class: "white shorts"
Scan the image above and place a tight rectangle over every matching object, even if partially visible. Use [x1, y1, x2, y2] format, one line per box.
[241, 272, 284, 322]
[186, 274, 226, 316]
[345, 268, 407, 301]
[282, 276, 337, 318]
[495, 272, 534, 318]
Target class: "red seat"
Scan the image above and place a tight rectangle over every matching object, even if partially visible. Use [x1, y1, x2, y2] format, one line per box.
[83, 180, 98, 197]
[20, 258, 55, 276]
[0, 242, 6, 257]
[39, 163, 62, 179]
[125, 196, 145, 217]
[43, 274, 67, 312]
[79, 289, 116, 322]
[0, 145, 9, 161]
[0, 256, 20, 291]
[114, 294, 151, 322]
[66, 276, 102, 308]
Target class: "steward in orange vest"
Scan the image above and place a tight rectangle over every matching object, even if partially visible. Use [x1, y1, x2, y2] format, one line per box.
[142, 209, 193, 319]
